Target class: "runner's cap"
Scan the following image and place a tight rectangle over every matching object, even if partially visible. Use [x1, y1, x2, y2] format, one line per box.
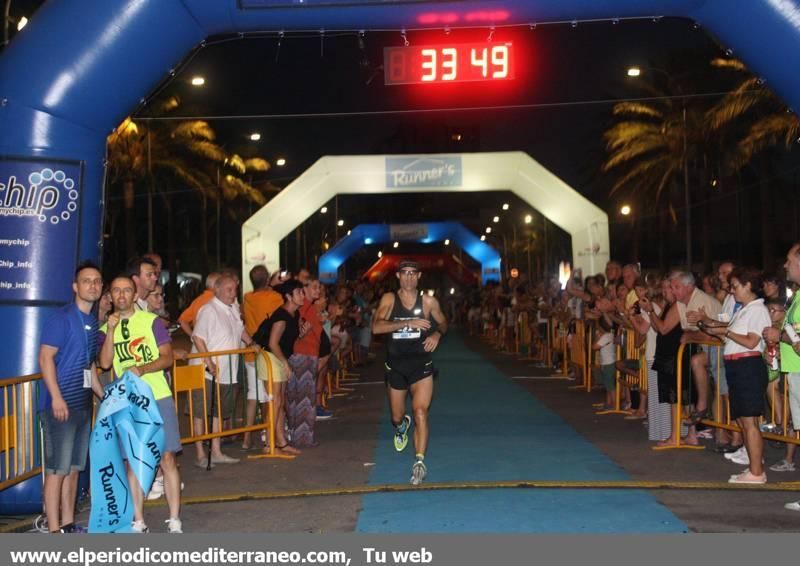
[398, 259, 418, 271]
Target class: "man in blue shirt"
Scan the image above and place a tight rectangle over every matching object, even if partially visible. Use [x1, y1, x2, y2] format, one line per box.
[38, 261, 105, 533]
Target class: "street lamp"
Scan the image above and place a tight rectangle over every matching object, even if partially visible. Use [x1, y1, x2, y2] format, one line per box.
[276, 157, 286, 167]
[524, 214, 532, 224]
[249, 132, 261, 141]
[320, 206, 327, 214]
[620, 204, 631, 216]
[502, 203, 509, 211]
[190, 76, 205, 86]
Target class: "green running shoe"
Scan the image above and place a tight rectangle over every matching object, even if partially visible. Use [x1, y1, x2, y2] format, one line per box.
[393, 414, 411, 452]
[410, 459, 427, 486]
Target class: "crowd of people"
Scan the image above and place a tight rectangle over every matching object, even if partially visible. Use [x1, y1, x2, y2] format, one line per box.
[465, 246, 800, 506]
[38, 252, 410, 534]
[37, 244, 800, 533]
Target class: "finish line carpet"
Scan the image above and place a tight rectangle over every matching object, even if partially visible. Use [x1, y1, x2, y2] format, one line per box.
[356, 332, 687, 533]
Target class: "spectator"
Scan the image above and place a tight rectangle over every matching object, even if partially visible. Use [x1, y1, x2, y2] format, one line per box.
[703, 268, 770, 484]
[190, 275, 255, 466]
[253, 280, 306, 456]
[38, 262, 105, 533]
[242, 265, 283, 450]
[98, 276, 182, 533]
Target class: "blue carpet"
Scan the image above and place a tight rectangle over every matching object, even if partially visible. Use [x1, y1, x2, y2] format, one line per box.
[356, 333, 687, 533]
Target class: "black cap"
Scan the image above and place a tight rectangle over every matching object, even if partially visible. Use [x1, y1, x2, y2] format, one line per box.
[398, 259, 418, 271]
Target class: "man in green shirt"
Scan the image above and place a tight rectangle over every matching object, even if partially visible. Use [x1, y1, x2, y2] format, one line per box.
[98, 276, 183, 533]
[763, 243, 800, 510]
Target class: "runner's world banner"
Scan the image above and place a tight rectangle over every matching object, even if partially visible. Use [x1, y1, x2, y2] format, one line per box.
[0, 158, 82, 303]
[385, 157, 462, 188]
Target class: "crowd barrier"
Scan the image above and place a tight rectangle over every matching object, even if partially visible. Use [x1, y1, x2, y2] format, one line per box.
[655, 340, 800, 451]
[550, 323, 800, 452]
[0, 342, 349, 495]
[0, 373, 41, 491]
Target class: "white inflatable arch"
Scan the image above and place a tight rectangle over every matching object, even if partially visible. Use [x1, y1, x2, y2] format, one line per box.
[242, 151, 608, 289]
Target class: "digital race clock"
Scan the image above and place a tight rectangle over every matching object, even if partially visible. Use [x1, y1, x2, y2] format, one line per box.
[383, 42, 514, 85]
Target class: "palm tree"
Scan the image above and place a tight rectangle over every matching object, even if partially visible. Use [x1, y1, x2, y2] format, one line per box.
[706, 58, 800, 269]
[106, 97, 270, 301]
[602, 68, 727, 271]
[706, 59, 800, 168]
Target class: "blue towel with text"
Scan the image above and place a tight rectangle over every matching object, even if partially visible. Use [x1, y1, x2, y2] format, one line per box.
[88, 372, 164, 533]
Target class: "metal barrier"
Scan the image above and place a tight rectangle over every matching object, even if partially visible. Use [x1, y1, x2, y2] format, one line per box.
[597, 328, 645, 415]
[0, 373, 41, 491]
[653, 340, 800, 451]
[173, 347, 295, 460]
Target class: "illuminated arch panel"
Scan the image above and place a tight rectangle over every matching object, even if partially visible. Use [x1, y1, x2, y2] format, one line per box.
[241, 152, 608, 289]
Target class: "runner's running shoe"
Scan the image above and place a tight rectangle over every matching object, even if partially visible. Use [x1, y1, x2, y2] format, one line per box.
[410, 460, 427, 486]
[394, 415, 412, 452]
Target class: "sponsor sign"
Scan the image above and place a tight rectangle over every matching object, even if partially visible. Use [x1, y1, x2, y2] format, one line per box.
[0, 158, 82, 303]
[385, 157, 461, 189]
[389, 224, 428, 241]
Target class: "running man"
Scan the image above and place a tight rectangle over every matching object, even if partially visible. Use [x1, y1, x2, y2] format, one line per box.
[372, 259, 447, 486]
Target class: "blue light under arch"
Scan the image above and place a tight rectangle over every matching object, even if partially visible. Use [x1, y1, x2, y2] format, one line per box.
[318, 222, 501, 284]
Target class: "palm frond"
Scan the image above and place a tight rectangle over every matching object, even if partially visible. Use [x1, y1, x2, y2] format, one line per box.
[227, 154, 246, 174]
[184, 140, 227, 162]
[244, 158, 270, 172]
[172, 121, 216, 142]
[710, 58, 748, 72]
[608, 155, 673, 195]
[612, 102, 664, 120]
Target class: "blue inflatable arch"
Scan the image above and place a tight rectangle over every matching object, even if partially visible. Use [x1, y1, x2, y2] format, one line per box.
[4, 0, 800, 378]
[2, 0, 800, 509]
[318, 222, 502, 284]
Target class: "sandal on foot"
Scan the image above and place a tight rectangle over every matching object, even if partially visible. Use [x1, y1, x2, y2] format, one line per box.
[275, 443, 302, 455]
[686, 408, 710, 425]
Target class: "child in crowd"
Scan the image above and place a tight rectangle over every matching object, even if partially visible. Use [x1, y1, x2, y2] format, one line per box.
[593, 316, 617, 409]
[764, 298, 785, 433]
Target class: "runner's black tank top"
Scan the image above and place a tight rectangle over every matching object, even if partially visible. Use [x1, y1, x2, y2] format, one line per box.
[387, 293, 429, 357]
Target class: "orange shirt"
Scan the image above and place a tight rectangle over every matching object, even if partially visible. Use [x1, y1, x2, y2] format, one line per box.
[178, 289, 214, 326]
[294, 300, 322, 357]
[243, 288, 283, 336]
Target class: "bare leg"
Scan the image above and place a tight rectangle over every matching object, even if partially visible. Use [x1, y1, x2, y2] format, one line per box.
[127, 464, 145, 523]
[387, 384, 408, 427]
[691, 352, 709, 412]
[44, 473, 65, 532]
[409, 376, 434, 457]
[60, 471, 79, 527]
[741, 416, 765, 476]
[243, 399, 257, 448]
[161, 451, 181, 520]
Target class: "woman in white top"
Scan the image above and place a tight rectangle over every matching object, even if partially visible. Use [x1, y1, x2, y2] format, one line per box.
[704, 268, 770, 484]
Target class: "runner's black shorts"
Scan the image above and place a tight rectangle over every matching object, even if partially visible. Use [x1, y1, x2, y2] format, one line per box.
[385, 356, 436, 390]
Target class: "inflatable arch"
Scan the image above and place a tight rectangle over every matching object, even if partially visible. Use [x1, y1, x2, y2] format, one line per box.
[244, 152, 607, 290]
[2, 0, 800, 509]
[317, 222, 502, 285]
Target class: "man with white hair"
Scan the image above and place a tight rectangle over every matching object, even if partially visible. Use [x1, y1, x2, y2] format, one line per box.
[190, 275, 255, 467]
[670, 271, 721, 444]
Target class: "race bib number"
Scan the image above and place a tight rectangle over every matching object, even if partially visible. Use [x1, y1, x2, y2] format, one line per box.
[392, 329, 421, 340]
